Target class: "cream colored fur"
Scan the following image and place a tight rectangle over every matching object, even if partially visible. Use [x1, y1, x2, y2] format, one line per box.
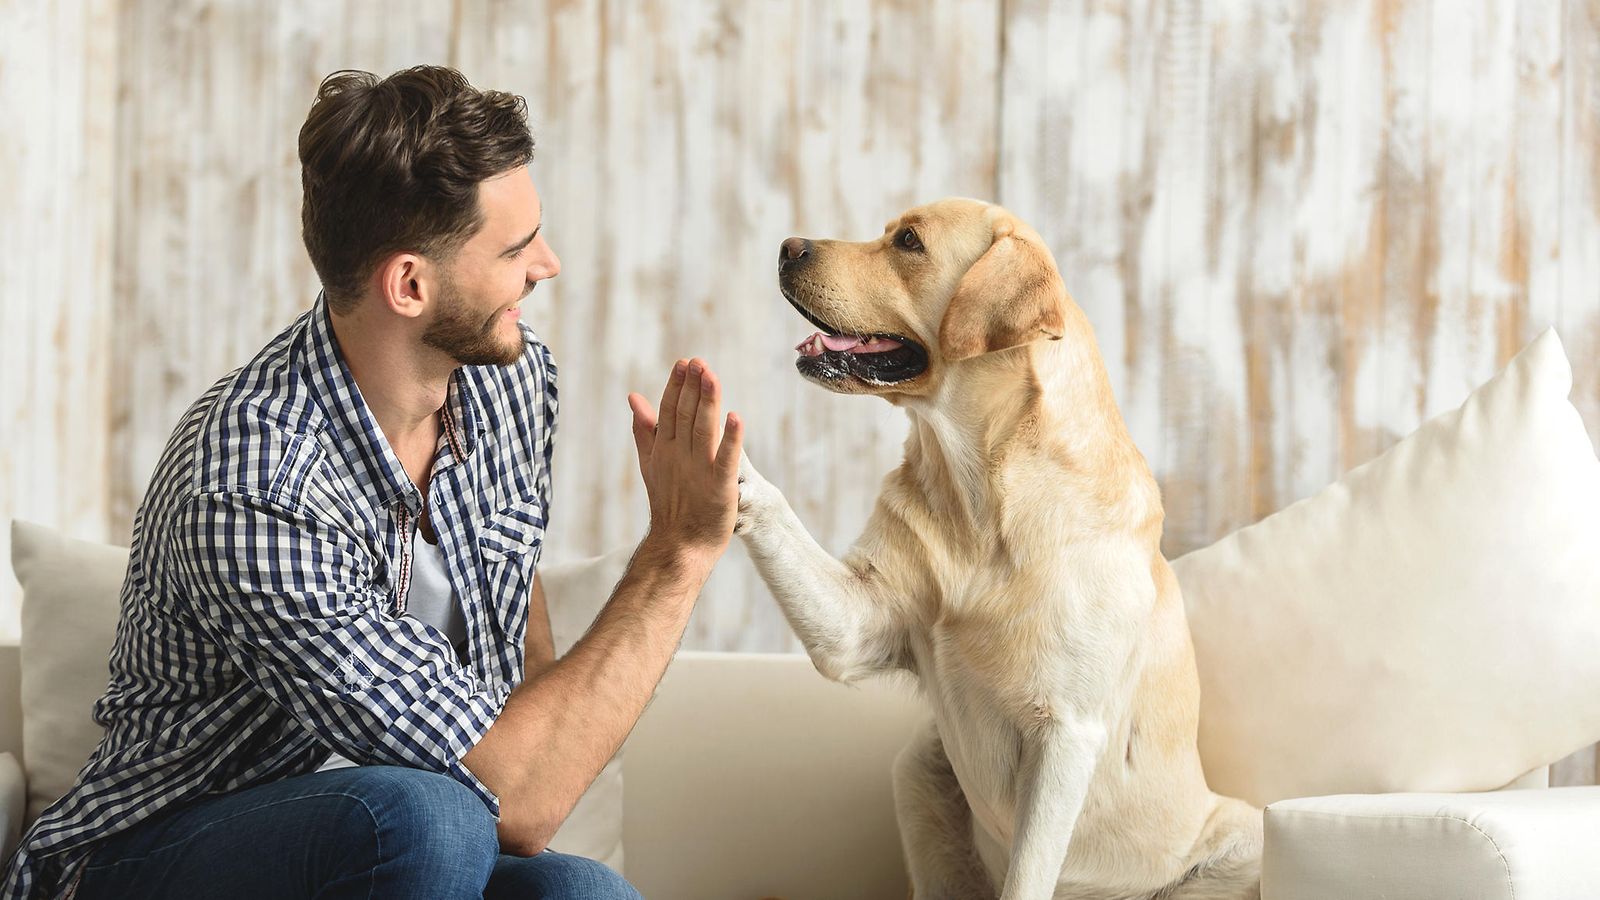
[736, 200, 1261, 900]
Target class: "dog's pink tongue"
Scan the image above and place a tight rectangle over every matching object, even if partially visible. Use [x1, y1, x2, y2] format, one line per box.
[795, 332, 905, 356]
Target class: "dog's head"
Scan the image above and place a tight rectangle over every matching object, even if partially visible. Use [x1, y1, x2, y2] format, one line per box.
[777, 199, 1068, 397]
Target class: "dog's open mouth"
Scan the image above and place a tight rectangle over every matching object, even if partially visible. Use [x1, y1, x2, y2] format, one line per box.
[784, 292, 928, 385]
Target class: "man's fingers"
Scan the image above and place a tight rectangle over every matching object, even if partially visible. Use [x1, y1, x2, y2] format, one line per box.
[627, 392, 655, 470]
[656, 359, 688, 441]
[715, 412, 744, 479]
[675, 358, 705, 440]
[692, 367, 721, 454]
[628, 391, 657, 431]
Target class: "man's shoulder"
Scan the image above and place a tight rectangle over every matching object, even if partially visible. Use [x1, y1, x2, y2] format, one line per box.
[158, 315, 332, 505]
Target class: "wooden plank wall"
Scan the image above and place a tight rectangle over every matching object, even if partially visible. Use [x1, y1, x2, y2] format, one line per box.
[3, 0, 1597, 781]
[0, 0, 118, 644]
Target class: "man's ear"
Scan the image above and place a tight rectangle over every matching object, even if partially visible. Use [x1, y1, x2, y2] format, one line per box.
[937, 218, 1067, 362]
[374, 253, 427, 319]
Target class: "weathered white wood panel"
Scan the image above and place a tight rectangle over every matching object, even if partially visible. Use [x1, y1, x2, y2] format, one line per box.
[1561, 0, 1600, 453]
[1002, 0, 1599, 547]
[0, 0, 118, 643]
[1552, 0, 1600, 789]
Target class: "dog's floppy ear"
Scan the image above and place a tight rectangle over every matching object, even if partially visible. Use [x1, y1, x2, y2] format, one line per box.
[937, 216, 1067, 362]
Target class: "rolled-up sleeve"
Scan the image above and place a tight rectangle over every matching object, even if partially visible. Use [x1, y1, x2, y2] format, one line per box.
[170, 489, 510, 815]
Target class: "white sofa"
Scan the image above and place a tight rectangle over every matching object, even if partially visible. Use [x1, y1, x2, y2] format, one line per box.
[6, 640, 1600, 900]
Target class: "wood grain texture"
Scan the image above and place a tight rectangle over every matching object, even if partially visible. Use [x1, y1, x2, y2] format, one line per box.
[0, 0, 118, 643]
[1001, 0, 1599, 554]
[2, 0, 1597, 776]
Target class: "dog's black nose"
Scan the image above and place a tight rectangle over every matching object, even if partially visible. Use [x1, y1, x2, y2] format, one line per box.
[780, 237, 811, 265]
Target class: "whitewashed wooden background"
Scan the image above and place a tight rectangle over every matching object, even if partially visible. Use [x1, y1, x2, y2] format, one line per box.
[3, 0, 1597, 783]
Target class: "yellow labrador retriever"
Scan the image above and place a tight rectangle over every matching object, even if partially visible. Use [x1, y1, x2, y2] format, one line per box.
[735, 199, 1261, 900]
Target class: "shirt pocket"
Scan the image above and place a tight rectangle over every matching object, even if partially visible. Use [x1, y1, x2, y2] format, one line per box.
[477, 498, 547, 563]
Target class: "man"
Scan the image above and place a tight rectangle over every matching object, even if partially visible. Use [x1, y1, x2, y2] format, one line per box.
[2, 65, 741, 899]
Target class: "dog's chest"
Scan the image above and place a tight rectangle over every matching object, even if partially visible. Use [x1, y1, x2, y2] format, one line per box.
[937, 685, 1027, 843]
[911, 600, 1114, 844]
[914, 636, 1032, 840]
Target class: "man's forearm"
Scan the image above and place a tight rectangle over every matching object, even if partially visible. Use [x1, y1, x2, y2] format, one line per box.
[464, 535, 710, 854]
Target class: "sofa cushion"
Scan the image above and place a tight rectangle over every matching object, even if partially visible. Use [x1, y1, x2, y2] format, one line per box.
[622, 651, 926, 900]
[1263, 786, 1600, 899]
[1173, 329, 1600, 807]
[8, 520, 629, 872]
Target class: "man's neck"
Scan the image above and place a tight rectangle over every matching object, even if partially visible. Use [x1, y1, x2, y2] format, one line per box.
[328, 304, 455, 459]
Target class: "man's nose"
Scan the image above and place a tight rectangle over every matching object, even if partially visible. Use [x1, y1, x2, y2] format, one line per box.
[530, 246, 560, 281]
[779, 237, 811, 265]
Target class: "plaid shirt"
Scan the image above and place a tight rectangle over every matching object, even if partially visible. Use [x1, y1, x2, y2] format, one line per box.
[3, 293, 557, 898]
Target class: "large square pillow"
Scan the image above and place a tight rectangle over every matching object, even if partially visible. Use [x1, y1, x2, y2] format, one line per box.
[10, 521, 123, 824]
[9, 521, 631, 870]
[1173, 329, 1600, 807]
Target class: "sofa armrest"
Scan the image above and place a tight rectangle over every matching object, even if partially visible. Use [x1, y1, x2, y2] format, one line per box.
[1264, 786, 1600, 899]
[0, 752, 24, 860]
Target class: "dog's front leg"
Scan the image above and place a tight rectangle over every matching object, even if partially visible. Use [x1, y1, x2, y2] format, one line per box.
[1001, 718, 1107, 900]
[736, 453, 904, 682]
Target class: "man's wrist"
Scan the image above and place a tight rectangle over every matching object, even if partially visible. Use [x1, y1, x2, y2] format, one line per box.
[634, 531, 721, 583]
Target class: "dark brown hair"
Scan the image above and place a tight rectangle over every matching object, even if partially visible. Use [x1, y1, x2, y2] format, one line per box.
[298, 66, 535, 312]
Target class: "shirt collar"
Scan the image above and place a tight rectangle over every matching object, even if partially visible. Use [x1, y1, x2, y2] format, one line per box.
[302, 291, 484, 513]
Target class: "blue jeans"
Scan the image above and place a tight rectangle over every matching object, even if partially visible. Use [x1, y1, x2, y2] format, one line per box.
[72, 765, 640, 899]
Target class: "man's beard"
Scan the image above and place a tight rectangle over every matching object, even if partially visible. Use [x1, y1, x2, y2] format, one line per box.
[421, 273, 527, 367]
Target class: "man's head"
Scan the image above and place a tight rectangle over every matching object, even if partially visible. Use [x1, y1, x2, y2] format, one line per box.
[299, 65, 558, 367]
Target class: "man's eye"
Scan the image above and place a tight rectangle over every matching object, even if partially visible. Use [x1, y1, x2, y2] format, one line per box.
[897, 227, 923, 251]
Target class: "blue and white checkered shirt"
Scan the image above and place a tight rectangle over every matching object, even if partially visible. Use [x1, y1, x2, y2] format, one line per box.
[3, 292, 557, 898]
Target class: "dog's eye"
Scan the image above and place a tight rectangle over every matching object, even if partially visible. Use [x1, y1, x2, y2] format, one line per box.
[896, 227, 924, 252]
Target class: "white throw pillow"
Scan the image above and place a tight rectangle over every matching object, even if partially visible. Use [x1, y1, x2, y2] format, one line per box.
[8, 521, 633, 872]
[1173, 329, 1600, 808]
[10, 521, 123, 823]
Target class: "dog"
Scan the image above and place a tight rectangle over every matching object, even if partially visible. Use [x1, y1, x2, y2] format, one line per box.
[734, 199, 1262, 900]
